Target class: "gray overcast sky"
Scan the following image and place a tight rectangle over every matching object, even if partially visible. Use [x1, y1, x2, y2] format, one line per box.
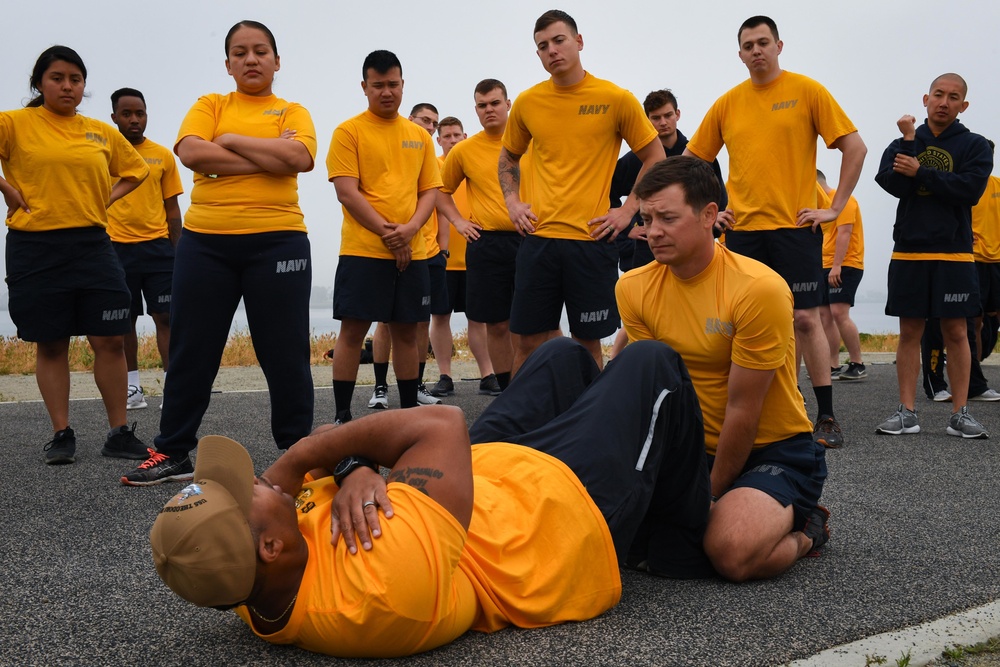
[2, 0, 999, 319]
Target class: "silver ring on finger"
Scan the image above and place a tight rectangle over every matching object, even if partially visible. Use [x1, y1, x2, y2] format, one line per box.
[362, 501, 376, 509]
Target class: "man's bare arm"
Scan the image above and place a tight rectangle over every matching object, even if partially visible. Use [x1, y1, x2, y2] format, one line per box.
[710, 364, 775, 498]
[498, 147, 536, 234]
[164, 195, 182, 247]
[262, 405, 474, 529]
[796, 132, 867, 228]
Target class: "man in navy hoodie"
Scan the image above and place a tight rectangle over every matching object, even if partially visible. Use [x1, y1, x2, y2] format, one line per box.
[874, 73, 993, 439]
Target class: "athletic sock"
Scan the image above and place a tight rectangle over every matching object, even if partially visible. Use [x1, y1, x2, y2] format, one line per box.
[332, 380, 356, 414]
[813, 384, 834, 420]
[418, 362, 426, 384]
[373, 362, 389, 387]
[398, 378, 419, 408]
[128, 370, 140, 386]
[496, 372, 511, 390]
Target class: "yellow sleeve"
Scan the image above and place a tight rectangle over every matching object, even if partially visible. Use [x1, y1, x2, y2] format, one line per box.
[686, 97, 725, 162]
[283, 103, 318, 167]
[160, 149, 184, 199]
[730, 272, 793, 371]
[326, 122, 359, 181]
[616, 274, 656, 343]
[502, 93, 531, 156]
[175, 94, 219, 149]
[107, 125, 149, 183]
[618, 89, 658, 154]
[440, 147, 465, 195]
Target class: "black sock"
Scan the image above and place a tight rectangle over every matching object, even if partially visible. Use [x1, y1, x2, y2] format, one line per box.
[333, 380, 356, 415]
[496, 372, 511, 390]
[373, 362, 389, 387]
[813, 384, 834, 420]
[418, 362, 426, 384]
[398, 378, 419, 408]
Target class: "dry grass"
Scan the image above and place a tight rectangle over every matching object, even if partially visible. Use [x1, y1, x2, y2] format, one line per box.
[0, 329, 963, 376]
[0, 330, 344, 375]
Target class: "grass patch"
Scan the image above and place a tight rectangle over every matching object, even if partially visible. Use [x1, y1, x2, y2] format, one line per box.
[0, 328, 485, 376]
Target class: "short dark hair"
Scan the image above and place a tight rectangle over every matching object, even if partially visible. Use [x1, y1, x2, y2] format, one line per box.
[738, 15, 779, 43]
[363, 50, 402, 81]
[534, 9, 577, 35]
[634, 156, 721, 213]
[438, 117, 464, 134]
[225, 20, 278, 56]
[27, 45, 87, 108]
[111, 87, 145, 111]
[410, 103, 438, 117]
[643, 89, 678, 115]
[475, 78, 507, 99]
[816, 169, 827, 181]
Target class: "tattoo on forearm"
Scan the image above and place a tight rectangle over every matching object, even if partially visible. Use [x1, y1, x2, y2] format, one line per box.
[497, 151, 521, 198]
[387, 466, 444, 496]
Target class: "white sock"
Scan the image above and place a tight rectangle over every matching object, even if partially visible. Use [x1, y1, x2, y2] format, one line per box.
[128, 370, 140, 387]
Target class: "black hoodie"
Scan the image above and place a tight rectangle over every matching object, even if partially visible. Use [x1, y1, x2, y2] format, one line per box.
[875, 119, 992, 255]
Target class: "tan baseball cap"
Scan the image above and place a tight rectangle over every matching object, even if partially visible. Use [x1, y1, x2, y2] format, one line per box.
[149, 435, 257, 607]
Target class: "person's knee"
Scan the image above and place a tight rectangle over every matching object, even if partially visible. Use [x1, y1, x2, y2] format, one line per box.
[88, 335, 125, 355]
[703, 528, 756, 583]
[793, 308, 822, 335]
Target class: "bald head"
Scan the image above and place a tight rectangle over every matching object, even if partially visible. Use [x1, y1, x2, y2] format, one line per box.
[930, 73, 968, 99]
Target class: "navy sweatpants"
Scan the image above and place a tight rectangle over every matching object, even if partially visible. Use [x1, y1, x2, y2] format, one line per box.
[470, 337, 713, 578]
[155, 230, 314, 456]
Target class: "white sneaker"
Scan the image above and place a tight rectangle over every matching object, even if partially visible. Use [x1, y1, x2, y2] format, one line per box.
[417, 384, 442, 405]
[970, 388, 1000, 402]
[367, 385, 389, 410]
[127, 385, 147, 410]
[933, 390, 952, 402]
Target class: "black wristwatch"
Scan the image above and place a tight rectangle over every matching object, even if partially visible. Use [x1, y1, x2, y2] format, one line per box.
[333, 455, 379, 486]
[441, 249, 450, 259]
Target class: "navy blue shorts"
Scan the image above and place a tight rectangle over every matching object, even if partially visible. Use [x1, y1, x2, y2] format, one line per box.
[446, 270, 466, 313]
[6, 227, 131, 341]
[822, 266, 863, 306]
[977, 262, 1000, 313]
[886, 259, 980, 319]
[428, 252, 450, 316]
[465, 231, 521, 324]
[113, 237, 174, 316]
[334, 256, 430, 323]
[726, 228, 825, 310]
[510, 235, 620, 339]
[710, 434, 827, 531]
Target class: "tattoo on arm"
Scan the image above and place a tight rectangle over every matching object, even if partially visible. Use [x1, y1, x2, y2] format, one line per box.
[387, 466, 444, 496]
[497, 150, 521, 199]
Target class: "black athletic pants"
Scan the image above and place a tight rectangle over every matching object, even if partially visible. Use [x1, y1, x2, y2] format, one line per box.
[155, 230, 314, 456]
[470, 337, 714, 578]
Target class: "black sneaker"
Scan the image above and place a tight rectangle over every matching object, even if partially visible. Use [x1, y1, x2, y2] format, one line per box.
[121, 450, 194, 486]
[478, 373, 502, 396]
[101, 422, 148, 459]
[802, 505, 831, 553]
[429, 374, 455, 397]
[335, 409, 353, 425]
[835, 362, 867, 381]
[43, 428, 77, 465]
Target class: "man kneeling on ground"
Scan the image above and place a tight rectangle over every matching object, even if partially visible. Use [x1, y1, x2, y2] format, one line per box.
[616, 156, 830, 582]
[150, 336, 713, 658]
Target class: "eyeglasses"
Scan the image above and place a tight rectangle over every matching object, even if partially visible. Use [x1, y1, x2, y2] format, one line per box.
[414, 115, 439, 129]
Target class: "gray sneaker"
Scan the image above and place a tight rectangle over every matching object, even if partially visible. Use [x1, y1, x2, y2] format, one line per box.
[947, 407, 989, 439]
[875, 404, 920, 435]
[417, 384, 442, 405]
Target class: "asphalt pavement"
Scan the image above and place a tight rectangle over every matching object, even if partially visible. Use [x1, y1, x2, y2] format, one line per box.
[3, 362, 1000, 666]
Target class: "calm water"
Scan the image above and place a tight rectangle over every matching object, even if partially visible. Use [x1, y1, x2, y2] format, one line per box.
[0, 300, 898, 338]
